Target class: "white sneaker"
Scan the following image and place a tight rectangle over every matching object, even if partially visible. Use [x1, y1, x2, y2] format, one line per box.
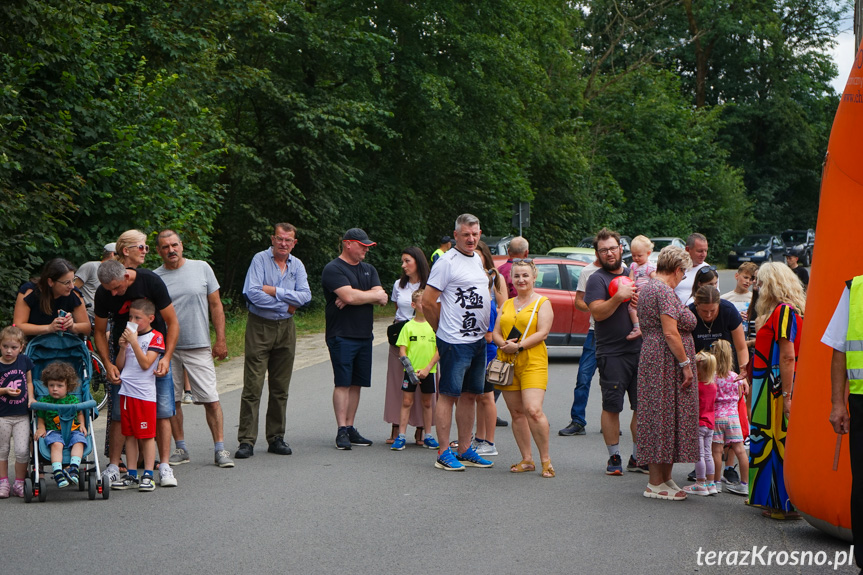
[159, 464, 178, 487]
[182, 392, 194, 405]
[474, 440, 498, 457]
[102, 464, 120, 484]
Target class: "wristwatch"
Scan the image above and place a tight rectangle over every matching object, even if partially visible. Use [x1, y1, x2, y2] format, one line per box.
[518, 346, 524, 352]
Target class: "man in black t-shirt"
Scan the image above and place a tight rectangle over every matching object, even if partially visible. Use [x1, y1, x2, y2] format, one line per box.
[93, 258, 179, 487]
[784, 247, 810, 290]
[322, 228, 388, 450]
[584, 228, 644, 476]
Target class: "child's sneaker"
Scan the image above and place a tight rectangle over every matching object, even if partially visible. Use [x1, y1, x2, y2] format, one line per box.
[182, 391, 194, 404]
[683, 482, 711, 496]
[625, 326, 642, 340]
[66, 465, 80, 486]
[727, 481, 749, 496]
[53, 469, 69, 489]
[11, 480, 24, 498]
[474, 440, 498, 457]
[138, 475, 155, 492]
[0, 478, 9, 498]
[391, 435, 406, 451]
[423, 435, 439, 449]
[706, 482, 718, 495]
[111, 474, 139, 490]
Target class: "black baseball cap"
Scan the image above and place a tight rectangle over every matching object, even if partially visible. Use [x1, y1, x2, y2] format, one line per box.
[440, 235, 452, 244]
[785, 247, 804, 258]
[343, 228, 376, 246]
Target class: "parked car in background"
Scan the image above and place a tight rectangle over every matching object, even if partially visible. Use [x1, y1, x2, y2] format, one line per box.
[576, 235, 632, 265]
[481, 235, 513, 256]
[495, 256, 590, 347]
[546, 246, 594, 264]
[647, 237, 686, 264]
[728, 234, 786, 267]
[781, 229, 815, 266]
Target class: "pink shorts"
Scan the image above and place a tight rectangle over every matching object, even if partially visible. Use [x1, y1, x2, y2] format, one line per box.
[712, 413, 745, 444]
[120, 395, 156, 439]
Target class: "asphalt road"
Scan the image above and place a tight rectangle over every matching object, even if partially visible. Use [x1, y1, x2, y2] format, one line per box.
[7, 266, 844, 575]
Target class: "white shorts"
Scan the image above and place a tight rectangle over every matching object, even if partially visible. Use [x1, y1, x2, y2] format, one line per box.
[171, 348, 220, 404]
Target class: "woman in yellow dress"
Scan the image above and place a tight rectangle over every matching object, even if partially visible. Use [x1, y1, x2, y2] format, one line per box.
[492, 259, 555, 477]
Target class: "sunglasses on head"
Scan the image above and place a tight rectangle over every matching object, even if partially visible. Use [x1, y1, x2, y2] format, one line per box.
[512, 258, 534, 263]
[697, 265, 717, 275]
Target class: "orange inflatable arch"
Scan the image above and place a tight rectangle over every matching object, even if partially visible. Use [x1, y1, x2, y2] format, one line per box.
[784, 41, 863, 540]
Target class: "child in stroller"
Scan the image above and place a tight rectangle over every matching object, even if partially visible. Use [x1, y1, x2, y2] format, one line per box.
[34, 362, 87, 488]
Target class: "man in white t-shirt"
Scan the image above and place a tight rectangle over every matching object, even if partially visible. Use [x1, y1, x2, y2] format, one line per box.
[560, 258, 601, 436]
[675, 233, 709, 303]
[154, 230, 234, 469]
[423, 213, 493, 471]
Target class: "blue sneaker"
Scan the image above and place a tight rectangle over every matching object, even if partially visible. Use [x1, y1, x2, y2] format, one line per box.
[423, 435, 439, 449]
[53, 469, 69, 489]
[434, 448, 465, 471]
[391, 435, 406, 451]
[606, 454, 623, 476]
[456, 446, 494, 468]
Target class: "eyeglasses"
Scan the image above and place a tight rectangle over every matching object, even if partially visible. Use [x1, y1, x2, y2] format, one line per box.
[697, 265, 717, 275]
[512, 258, 534, 263]
[134, 244, 149, 253]
[597, 246, 620, 255]
[273, 237, 296, 245]
[57, 279, 74, 286]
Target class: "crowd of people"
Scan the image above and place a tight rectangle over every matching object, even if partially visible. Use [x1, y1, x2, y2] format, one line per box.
[0, 218, 813, 504]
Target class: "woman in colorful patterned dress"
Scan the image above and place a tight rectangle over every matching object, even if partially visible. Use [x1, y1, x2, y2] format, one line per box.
[749, 262, 806, 519]
[637, 246, 699, 500]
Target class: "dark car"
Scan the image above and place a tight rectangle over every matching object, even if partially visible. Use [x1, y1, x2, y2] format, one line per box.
[727, 234, 786, 267]
[494, 256, 590, 347]
[481, 235, 513, 256]
[781, 229, 815, 266]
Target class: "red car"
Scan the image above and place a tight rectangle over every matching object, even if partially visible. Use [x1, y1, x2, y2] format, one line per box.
[494, 256, 590, 347]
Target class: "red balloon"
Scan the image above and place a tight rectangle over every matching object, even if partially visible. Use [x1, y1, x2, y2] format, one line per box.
[608, 275, 633, 301]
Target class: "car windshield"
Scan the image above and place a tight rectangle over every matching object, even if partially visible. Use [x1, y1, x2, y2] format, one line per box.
[737, 235, 770, 247]
[652, 239, 674, 250]
[576, 237, 593, 248]
[781, 232, 806, 243]
[567, 253, 594, 264]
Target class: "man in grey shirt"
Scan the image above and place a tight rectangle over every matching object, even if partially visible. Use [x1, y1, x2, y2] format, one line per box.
[154, 230, 234, 468]
[74, 242, 116, 320]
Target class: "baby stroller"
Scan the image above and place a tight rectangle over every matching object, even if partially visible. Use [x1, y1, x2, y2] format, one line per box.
[25, 333, 109, 502]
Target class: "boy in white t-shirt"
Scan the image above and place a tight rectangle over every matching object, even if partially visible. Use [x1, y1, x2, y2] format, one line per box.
[112, 298, 165, 492]
[721, 262, 758, 325]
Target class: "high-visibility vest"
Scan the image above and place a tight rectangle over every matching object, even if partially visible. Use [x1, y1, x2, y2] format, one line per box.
[846, 276, 863, 394]
[431, 248, 445, 264]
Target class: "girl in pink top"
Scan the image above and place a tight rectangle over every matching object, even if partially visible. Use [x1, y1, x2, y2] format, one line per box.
[626, 236, 657, 340]
[684, 351, 718, 496]
[710, 339, 750, 495]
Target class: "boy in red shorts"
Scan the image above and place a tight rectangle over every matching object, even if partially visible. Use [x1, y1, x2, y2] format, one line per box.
[112, 298, 164, 492]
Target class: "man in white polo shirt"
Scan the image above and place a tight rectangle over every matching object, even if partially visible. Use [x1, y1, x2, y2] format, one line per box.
[675, 233, 709, 303]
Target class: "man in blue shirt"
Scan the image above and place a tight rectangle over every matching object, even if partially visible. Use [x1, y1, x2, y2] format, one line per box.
[235, 223, 312, 459]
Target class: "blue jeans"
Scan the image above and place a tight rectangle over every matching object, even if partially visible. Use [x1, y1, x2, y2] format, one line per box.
[569, 330, 596, 426]
[436, 338, 486, 397]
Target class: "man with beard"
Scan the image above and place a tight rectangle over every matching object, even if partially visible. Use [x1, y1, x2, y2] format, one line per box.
[584, 228, 644, 476]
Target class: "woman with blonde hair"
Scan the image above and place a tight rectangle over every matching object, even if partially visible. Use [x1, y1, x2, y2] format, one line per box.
[492, 259, 555, 477]
[749, 262, 805, 519]
[115, 229, 149, 268]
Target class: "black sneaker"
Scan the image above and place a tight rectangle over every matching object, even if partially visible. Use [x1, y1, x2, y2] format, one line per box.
[687, 468, 697, 482]
[336, 428, 352, 450]
[267, 437, 293, 455]
[559, 421, 586, 436]
[722, 465, 740, 485]
[235, 443, 254, 459]
[347, 426, 373, 446]
[605, 454, 623, 476]
[626, 455, 649, 473]
[496, 417, 509, 427]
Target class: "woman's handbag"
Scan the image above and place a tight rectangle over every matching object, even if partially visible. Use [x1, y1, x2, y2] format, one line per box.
[486, 298, 541, 386]
[387, 319, 409, 346]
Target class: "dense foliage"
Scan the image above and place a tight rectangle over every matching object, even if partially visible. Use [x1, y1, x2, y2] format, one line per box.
[0, 0, 845, 320]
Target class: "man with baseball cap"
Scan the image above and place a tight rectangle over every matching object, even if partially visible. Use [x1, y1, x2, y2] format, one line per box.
[785, 247, 809, 290]
[431, 236, 452, 265]
[322, 228, 388, 449]
[74, 242, 117, 320]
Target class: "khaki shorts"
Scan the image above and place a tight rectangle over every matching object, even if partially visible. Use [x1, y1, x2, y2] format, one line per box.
[171, 348, 220, 404]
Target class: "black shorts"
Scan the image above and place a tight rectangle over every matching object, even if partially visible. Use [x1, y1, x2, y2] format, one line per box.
[597, 353, 639, 413]
[402, 374, 436, 395]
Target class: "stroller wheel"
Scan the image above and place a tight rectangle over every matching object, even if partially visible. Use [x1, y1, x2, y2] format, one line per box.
[37, 478, 47, 502]
[24, 478, 33, 503]
[101, 478, 110, 500]
[88, 472, 96, 500]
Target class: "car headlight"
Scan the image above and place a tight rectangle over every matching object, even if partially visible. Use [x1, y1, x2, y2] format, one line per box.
[754, 250, 766, 257]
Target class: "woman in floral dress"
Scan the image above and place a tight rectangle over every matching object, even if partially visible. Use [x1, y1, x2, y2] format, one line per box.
[637, 246, 699, 500]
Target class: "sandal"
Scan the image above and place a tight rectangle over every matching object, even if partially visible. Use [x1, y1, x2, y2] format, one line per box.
[385, 424, 398, 445]
[118, 460, 128, 474]
[761, 509, 802, 520]
[540, 460, 555, 478]
[449, 441, 459, 449]
[643, 482, 687, 501]
[510, 460, 536, 473]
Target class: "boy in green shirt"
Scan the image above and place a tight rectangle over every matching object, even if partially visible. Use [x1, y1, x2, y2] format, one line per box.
[393, 289, 439, 450]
